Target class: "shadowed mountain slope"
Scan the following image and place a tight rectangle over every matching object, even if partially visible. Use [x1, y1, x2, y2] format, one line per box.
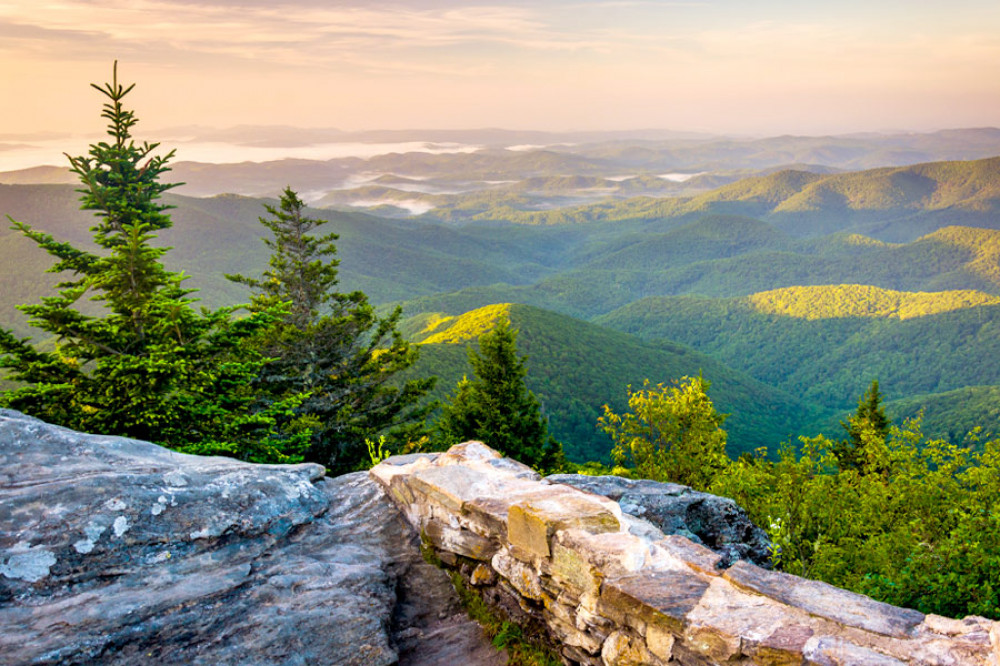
[596, 287, 1000, 409]
[400, 303, 827, 463]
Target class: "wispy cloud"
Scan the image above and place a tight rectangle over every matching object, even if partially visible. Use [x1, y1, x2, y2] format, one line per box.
[1, 0, 998, 135]
[0, 0, 614, 71]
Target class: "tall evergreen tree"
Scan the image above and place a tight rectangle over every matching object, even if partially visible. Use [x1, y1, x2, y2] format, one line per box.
[227, 187, 434, 473]
[0, 63, 300, 462]
[438, 316, 564, 471]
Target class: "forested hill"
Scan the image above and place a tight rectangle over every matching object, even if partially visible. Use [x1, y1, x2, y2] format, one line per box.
[595, 286, 1000, 437]
[394, 224, 1000, 323]
[0, 184, 580, 336]
[398, 303, 826, 463]
[689, 156, 1000, 216]
[428, 156, 1000, 238]
[6, 155, 1000, 453]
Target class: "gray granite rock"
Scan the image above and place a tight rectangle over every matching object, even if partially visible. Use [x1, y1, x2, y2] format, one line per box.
[547, 474, 771, 568]
[0, 409, 502, 665]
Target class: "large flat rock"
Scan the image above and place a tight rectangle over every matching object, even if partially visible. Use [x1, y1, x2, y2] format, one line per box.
[0, 409, 502, 665]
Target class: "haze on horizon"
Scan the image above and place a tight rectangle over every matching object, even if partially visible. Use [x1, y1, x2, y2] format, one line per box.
[2, 0, 1000, 141]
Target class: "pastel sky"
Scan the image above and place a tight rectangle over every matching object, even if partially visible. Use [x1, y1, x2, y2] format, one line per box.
[2, 0, 1000, 137]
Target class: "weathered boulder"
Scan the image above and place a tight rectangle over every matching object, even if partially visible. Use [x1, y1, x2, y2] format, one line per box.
[0, 409, 502, 666]
[547, 474, 771, 568]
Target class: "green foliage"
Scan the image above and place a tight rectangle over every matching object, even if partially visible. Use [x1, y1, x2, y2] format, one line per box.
[437, 315, 565, 471]
[707, 416, 1000, 619]
[747, 284, 1000, 320]
[599, 376, 730, 491]
[402, 303, 822, 463]
[887, 385, 1000, 445]
[0, 63, 302, 462]
[365, 435, 391, 468]
[598, 290, 1000, 414]
[596, 374, 1000, 620]
[227, 187, 435, 473]
[229, 187, 340, 329]
[831, 380, 891, 473]
[721, 425, 1000, 619]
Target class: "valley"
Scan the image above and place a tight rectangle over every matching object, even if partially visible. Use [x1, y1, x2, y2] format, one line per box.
[4, 134, 1000, 461]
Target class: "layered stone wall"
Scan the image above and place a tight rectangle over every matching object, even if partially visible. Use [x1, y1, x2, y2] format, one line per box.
[370, 442, 1000, 666]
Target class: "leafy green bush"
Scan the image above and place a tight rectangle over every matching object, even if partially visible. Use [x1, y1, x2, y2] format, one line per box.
[599, 375, 729, 491]
[609, 375, 1000, 620]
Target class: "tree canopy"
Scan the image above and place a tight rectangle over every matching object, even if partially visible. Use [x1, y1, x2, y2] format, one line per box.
[227, 187, 434, 473]
[599, 375, 729, 491]
[0, 63, 298, 462]
[437, 315, 563, 471]
[832, 379, 891, 473]
[603, 376, 1000, 621]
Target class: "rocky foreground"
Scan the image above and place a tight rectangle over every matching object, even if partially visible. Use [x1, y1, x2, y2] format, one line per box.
[372, 444, 1000, 665]
[0, 409, 501, 665]
[3, 408, 999, 665]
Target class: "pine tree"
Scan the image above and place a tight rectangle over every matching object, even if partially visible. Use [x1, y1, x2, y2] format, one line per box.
[438, 316, 564, 471]
[227, 187, 435, 473]
[833, 379, 891, 474]
[0, 63, 300, 462]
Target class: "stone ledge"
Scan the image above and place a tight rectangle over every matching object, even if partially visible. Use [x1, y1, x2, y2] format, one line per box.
[723, 560, 926, 639]
[371, 443, 1000, 666]
[508, 489, 621, 559]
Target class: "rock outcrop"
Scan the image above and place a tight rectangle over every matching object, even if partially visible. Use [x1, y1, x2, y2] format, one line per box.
[0, 409, 502, 666]
[548, 474, 770, 568]
[5, 408, 1000, 665]
[371, 442, 1000, 666]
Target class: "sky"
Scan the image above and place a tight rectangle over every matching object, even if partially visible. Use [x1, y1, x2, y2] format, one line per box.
[1, 0, 1000, 141]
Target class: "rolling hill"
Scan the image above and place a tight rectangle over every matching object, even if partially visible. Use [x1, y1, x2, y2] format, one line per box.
[399, 303, 829, 463]
[886, 386, 1000, 444]
[596, 286, 1000, 411]
[427, 157, 1000, 241]
[0, 184, 581, 336]
[394, 224, 1000, 322]
[6, 153, 1000, 459]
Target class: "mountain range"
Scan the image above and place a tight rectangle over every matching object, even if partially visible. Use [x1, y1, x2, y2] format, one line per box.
[4, 140, 1000, 460]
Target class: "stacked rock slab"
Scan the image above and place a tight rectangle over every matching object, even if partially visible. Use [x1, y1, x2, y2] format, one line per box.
[370, 442, 1000, 666]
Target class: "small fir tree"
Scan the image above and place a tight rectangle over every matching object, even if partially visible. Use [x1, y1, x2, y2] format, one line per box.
[227, 187, 435, 473]
[0, 63, 302, 462]
[438, 316, 564, 471]
[833, 379, 891, 474]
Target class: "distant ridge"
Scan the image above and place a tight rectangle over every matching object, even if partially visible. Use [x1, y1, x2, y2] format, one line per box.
[0, 165, 73, 185]
[449, 156, 1000, 235]
[746, 284, 1000, 320]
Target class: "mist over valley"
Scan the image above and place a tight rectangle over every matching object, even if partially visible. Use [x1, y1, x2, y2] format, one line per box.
[6, 126, 1000, 461]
